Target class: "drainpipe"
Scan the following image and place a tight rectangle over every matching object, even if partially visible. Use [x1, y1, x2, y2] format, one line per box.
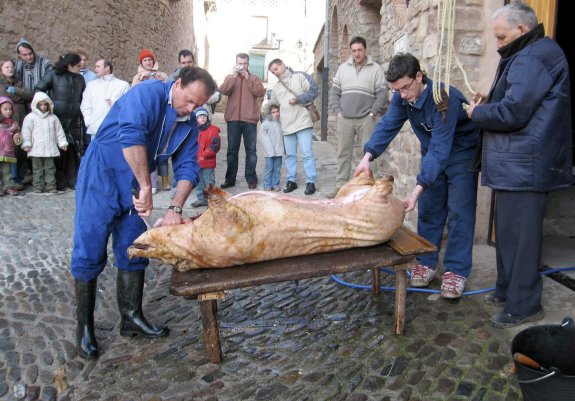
[320, 0, 330, 141]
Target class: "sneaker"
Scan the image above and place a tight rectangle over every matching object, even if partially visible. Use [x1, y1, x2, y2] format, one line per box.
[5, 188, 19, 196]
[13, 184, 25, 191]
[484, 293, 505, 307]
[152, 187, 158, 194]
[47, 189, 58, 194]
[33, 189, 43, 194]
[326, 187, 341, 199]
[440, 271, 466, 299]
[220, 181, 235, 189]
[248, 182, 258, 190]
[283, 181, 297, 193]
[304, 182, 316, 195]
[490, 309, 544, 329]
[273, 187, 282, 192]
[409, 265, 436, 287]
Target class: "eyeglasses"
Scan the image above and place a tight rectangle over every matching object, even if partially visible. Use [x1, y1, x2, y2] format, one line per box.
[391, 78, 415, 94]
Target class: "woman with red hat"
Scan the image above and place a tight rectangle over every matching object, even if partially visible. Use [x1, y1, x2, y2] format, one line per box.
[131, 49, 168, 86]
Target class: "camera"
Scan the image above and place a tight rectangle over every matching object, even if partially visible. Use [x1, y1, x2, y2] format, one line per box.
[235, 64, 244, 73]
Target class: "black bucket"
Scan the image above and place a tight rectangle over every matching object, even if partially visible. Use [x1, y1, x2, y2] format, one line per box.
[511, 317, 575, 401]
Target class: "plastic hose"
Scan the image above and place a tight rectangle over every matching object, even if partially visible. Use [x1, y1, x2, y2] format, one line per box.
[331, 266, 575, 296]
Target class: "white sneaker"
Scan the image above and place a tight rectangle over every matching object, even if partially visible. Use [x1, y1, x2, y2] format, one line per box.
[441, 272, 466, 299]
[152, 187, 158, 194]
[409, 265, 436, 287]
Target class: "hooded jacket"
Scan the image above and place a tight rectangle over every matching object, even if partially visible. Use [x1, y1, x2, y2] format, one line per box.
[34, 69, 86, 133]
[21, 92, 68, 157]
[0, 96, 18, 162]
[196, 109, 221, 169]
[471, 24, 573, 191]
[259, 101, 284, 158]
[14, 38, 53, 91]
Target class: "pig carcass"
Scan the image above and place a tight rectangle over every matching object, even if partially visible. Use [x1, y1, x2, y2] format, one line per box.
[128, 173, 405, 271]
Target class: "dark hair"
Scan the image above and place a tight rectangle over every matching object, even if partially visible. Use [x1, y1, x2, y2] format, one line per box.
[16, 42, 34, 56]
[349, 36, 367, 49]
[97, 58, 113, 73]
[178, 49, 194, 63]
[267, 58, 284, 70]
[270, 104, 280, 112]
[385, 53, 426, 83]
[236, 53, 249, 62]
[54, 52, 81, 74]
[178, 66, 217, 98]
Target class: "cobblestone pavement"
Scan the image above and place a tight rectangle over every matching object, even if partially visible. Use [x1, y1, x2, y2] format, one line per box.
[1, 113, 573, 401]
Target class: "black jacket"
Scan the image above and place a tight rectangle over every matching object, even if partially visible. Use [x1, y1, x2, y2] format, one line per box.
[35, 69, 85, 133]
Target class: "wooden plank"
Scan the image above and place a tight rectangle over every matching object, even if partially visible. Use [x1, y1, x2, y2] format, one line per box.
[199, 300, 222, 363]
[170, 243, 413, 297]
[387, 226, 436, 256]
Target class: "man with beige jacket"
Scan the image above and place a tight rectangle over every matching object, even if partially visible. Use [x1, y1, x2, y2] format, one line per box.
[268, 58, 319, 195]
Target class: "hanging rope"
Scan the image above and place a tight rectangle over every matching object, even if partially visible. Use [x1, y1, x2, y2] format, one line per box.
[433, 0, 456, 109]
[432, 0, 480, 116]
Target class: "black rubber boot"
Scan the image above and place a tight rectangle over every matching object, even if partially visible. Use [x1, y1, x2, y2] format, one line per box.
[117, 270, 169, 338]
[75, 279, 99, 359]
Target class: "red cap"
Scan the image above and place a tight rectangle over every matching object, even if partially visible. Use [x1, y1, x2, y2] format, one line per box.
[138, 49, 156, 65]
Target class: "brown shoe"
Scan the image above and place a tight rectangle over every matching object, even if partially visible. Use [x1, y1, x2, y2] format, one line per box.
[13, 184, 25, 191]
[248, 183, 257, 190]
[162, 176, 171, 191]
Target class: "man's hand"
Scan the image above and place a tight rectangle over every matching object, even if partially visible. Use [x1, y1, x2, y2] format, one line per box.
[403, 185, 423, 212]
[288, 98, 297, 105]
[353, 153, 373, 178]
[132, 186, 153, 217]
[160, 208, 184, 226]
[465, 92, 485, 119]
[403, 193, 418, 212]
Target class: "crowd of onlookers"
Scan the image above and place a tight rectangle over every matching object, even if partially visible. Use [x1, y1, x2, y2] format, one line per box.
[0, 40, 221, 197]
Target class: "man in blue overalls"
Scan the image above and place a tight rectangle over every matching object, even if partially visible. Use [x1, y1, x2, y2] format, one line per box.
[355, 53, 479, 300]
[71, 66, 217, 359]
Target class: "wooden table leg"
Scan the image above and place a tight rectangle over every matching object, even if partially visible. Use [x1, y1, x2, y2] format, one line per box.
[394, 261, 415, 335]
[371, 267, 381, 295]
[199, 299, 223, 363]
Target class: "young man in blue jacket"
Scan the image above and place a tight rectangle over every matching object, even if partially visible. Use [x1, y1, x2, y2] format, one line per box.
[70, 66, 216, 359]
[355, 53, 479, 299]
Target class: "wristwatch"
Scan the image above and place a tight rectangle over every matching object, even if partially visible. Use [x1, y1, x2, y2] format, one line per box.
[168, 205, 183, 214]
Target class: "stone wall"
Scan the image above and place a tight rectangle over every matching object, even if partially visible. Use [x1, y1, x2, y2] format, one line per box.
[318, 0, 486, 231]
[0, 0, 196, 83]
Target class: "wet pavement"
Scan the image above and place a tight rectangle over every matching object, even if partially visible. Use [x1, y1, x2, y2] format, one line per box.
[1, 112, 574, 401]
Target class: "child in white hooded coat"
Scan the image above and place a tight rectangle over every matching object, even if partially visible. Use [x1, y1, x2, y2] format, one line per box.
[21, 91, 68, 193]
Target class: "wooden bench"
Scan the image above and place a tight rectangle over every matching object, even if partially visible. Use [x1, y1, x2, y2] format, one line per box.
[170, 226, 435, 363]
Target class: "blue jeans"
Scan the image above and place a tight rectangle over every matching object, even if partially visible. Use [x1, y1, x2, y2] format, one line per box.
[195, 168, 215, 203]
[225, 121, 258, 184]
[283, 128, 316, 183]
[264, 156, 282, 189]
[416, 160, 478, 278]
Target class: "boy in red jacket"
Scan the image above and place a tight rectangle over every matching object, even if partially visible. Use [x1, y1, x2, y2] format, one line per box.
[191, 106, 221, 207]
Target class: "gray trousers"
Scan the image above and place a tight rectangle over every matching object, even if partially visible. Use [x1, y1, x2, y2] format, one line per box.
[335, 114, 378, 187]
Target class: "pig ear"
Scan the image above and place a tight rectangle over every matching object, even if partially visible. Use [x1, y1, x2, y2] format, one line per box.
[204, 193, 255, 235]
